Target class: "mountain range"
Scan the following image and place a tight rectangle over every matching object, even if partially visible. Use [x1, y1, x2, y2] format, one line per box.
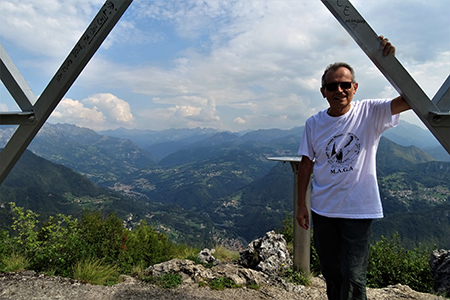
[0, 149, 221, 247]
[98, 122, 448, 162]
[0, 121, 449, 249]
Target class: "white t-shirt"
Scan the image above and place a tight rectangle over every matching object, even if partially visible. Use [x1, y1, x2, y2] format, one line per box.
[298, 99, 399, 219]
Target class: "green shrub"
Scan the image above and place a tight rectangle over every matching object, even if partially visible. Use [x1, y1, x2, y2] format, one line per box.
[123, 220, 172, 273]
[79, 211, 127, 267]
[4, 204, 179, 277]
[9, 203, 40, 254]
[72, 258, 119, 286]
[209, 277, 241, 290]
[0, 230, 14, 264]
[367, 233, 433, 293]
[30, 214, 85, 277]
[8, 204, 92, 277]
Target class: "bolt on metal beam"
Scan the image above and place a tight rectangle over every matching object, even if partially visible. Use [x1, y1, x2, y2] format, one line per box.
[0, 112, 37, 125]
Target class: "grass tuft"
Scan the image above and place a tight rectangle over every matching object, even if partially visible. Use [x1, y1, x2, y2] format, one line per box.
[171, 244, 199, 260]
[141, 271, 183, 288]
[213, 245, 240, 263]
[72, 258, 119, 286]
[210, 277, 241, 290]
[1, 253, 29, 272]
[129, 261, 146, 277]
[282, 268, 310, 286]
[247, 282, 260, 290]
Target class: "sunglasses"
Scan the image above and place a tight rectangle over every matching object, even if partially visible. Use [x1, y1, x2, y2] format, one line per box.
[323, 81, 353, 91]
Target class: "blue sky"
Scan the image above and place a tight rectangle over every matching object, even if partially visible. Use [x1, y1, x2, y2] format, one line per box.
[1, 0, 449, 132]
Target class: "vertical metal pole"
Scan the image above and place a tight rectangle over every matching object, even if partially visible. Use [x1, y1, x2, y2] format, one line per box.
[291, 161, 311, 276]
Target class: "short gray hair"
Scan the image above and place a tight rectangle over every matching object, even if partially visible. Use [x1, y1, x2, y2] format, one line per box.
[321, 62, 356, 87]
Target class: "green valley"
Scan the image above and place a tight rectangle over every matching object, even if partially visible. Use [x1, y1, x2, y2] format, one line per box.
[1, 122, 449, 251]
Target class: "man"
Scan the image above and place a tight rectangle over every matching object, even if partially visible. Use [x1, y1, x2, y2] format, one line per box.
[296, 36, 410, 300]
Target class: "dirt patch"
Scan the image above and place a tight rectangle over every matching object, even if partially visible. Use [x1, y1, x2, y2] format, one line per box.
[0, 270, 446, 300]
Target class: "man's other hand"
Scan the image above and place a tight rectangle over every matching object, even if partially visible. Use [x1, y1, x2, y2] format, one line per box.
[378, 35, 395, 56]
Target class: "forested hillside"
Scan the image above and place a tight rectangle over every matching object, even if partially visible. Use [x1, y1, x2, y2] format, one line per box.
[0, 122, 449, 250]
[0, 150, 217, 247]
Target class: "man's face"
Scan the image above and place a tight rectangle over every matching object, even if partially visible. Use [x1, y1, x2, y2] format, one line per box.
[320, 67, 358, 116]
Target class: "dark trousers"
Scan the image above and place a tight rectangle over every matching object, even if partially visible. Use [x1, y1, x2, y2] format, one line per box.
[312, 212, 372, 300]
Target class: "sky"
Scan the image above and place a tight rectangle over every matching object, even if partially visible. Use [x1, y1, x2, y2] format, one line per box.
[0, 0, 449, 132]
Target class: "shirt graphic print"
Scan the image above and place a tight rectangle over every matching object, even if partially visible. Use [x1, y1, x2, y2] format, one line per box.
[325, 132, 360, 174]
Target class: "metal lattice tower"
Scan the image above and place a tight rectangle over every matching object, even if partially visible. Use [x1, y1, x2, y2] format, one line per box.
[0, 0, 133, 184]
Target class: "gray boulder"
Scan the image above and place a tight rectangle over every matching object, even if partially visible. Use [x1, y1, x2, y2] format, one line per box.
[144, 259, 214, 284]
[198, 248, 220, 266]
[430, 249, 450, 295]
[239, 230, 292, 276]
[144, 259, 268, 286]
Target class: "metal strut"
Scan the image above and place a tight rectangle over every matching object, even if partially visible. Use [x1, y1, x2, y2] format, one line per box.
[321, 0, 450, 154]
[0, 0, 133, 184]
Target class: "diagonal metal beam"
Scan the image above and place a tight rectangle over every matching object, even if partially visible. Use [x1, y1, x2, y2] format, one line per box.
[0, 44, 36, 112]
[321, 0, 450, 154]
[0, 0, 132, 184]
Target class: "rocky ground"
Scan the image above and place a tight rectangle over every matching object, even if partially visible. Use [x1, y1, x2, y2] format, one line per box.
[0, 270, 446, 300]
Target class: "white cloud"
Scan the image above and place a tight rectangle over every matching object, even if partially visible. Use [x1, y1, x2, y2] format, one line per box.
[49, 93, 134, 131]
[233, 117, 246, 125]
[152, 95, 208, 106]
[83, 93, 134, 124]
[0, 0, 104, 58]
[2, 0, 448, 132]
[405, 51, 450, 99]
[134, 97, 223, 130]
[378, 86, 397, 100]
[50, 97, 106, 129]
[0, 0, 138, 82]
[137, 0, 238, 39]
